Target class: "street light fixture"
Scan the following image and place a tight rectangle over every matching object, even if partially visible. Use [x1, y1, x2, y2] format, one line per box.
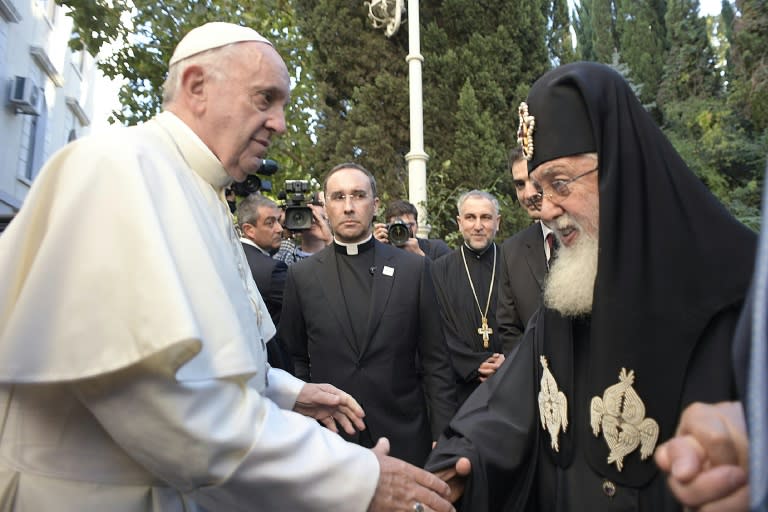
[364, 0, 430, 237]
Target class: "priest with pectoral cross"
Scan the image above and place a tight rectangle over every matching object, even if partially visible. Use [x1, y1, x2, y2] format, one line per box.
[431, 190, 504, 405]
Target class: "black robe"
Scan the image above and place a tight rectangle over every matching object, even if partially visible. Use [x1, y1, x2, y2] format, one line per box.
[432, 244, 503, 405]
[427, 61, 757, 512]
[427, 304, 743, 511]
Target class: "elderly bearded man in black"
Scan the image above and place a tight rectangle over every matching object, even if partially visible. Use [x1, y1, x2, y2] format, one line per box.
[427, 62, 756, 512]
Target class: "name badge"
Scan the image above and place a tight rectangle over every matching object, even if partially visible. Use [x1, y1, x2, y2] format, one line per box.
[383, 266, 395, 277]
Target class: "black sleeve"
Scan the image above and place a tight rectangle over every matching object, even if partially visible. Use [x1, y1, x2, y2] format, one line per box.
[417, 258, 459, 438]
[426, 324, 540, 512]
[496, 242, 526, 353]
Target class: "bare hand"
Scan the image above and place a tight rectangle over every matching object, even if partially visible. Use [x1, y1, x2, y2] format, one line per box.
[309, 204, 333, 244]
[401, 237, 426, 257]
[478, 353, 505, 382]
[373, 223, 389, 244]
[368, 438, 456, 512]
[654, 401, 749, 511]
[432, 456, 471, 504]
[293, 383, 366, 435]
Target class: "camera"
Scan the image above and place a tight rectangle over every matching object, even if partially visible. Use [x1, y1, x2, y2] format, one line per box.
[278, 179, 323, 231]
[387, 219, 412, 247]
[229, 159, 279, 197]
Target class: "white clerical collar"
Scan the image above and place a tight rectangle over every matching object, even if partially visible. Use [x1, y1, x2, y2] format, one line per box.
[154, 111, 233, 192]
[333, 234, 374, 255]
[240, 237, 270, 256]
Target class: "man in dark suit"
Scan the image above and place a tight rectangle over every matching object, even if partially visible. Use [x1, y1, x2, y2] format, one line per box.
[496, 146, 556, 350]
[236, 193, 293, 373]
[279, 163, 457, 467]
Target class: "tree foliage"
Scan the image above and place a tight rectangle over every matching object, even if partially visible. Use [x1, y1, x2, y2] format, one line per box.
[729, 0, 768, 133]
[294, 0, 549, 239]
[64, 0, 766, 235]
[658, 0, 720, 108]
[615, 0, 666, 108]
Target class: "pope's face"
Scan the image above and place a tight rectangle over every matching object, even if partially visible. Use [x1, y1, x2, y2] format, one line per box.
[325, 168, 379, 244]
[202, 43, 290, 182]
[457, 196, 500, 251]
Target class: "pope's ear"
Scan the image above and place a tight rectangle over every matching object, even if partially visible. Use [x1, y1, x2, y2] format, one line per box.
[179, 64, 207, 111]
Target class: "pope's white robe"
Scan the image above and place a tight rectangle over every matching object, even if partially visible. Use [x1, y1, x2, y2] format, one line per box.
[0, 112, 379, 511]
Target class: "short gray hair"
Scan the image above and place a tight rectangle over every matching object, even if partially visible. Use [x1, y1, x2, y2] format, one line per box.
[457, 190, 500, 216]
[236, 193, 278, 229]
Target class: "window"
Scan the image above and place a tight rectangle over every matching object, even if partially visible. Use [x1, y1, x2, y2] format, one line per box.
[24, 91, 47, 181]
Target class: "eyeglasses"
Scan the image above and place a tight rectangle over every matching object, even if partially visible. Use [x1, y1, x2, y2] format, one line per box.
[328, 191, 369, 203]
[526, 166, 598, 211]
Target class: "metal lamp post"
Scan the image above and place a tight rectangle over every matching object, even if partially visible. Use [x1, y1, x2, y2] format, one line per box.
[365, 0, 430, 237]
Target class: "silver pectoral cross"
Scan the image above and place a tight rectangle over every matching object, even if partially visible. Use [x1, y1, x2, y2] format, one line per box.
[477, 316, 493, 349]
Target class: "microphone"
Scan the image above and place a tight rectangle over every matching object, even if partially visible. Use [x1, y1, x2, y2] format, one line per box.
[369, 266, 377, 275]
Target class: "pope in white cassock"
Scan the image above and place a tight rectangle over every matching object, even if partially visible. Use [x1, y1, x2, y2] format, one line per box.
[0, 22, 457, 512]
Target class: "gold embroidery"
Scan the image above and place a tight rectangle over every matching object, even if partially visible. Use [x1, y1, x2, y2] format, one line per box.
[538, 356, 568, 452]
[590, 368, 660, 471]
[517, 102, 535, 161]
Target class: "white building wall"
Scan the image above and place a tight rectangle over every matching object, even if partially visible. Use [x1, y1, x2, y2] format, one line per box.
[0, 0, 96, 216]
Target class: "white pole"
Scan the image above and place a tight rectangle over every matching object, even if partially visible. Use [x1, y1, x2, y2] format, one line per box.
[404, 0, 430, 237]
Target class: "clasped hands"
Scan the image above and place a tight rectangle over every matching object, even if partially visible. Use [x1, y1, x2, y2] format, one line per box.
[293, 383, 471, 511]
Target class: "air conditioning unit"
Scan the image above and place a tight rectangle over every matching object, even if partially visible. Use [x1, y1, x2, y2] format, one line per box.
[8, 76, 41, 116]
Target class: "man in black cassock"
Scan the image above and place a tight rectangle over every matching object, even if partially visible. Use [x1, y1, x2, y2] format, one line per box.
[427, 62, 756, 511]
[279, 162, 457, 467]
[432, 190, 505, 405]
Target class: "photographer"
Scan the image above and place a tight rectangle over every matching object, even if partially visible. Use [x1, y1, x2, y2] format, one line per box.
[274, 190, 333, 265]
[374, 199, 451, 261]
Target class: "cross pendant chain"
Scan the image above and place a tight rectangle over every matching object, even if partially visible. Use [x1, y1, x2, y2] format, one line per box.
[477, 316, 493, 349]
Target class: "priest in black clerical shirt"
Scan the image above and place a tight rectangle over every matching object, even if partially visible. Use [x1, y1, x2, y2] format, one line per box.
[431, 190, 504, 405]
[278, 162, 457, 467]
[426, 62, 756, 512]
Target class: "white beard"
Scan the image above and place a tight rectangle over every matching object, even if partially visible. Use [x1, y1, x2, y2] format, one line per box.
[543, 221, 599, 317]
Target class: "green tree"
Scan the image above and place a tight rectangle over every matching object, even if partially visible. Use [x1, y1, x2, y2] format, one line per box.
[547, 0, 576, 65]
[294, 0, 550, 238]
[658, 0, 720, 108]
[615, 0, 666, 108]
[60, 0, 130, 52]
[591, 0, 618, 62]
[573, 0, 595, 60]
[729, 0, 768, 132]
[663, 97, 764, 229]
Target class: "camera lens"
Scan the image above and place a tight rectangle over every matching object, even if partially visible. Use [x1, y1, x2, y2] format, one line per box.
[388, 221, 411, 247]
[285, 206, 313, 231]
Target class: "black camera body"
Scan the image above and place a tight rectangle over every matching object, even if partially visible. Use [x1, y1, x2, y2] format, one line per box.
[387, 219, 412, 247]
[278, 180, 322, 231]
[229, 159, 279, 196]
